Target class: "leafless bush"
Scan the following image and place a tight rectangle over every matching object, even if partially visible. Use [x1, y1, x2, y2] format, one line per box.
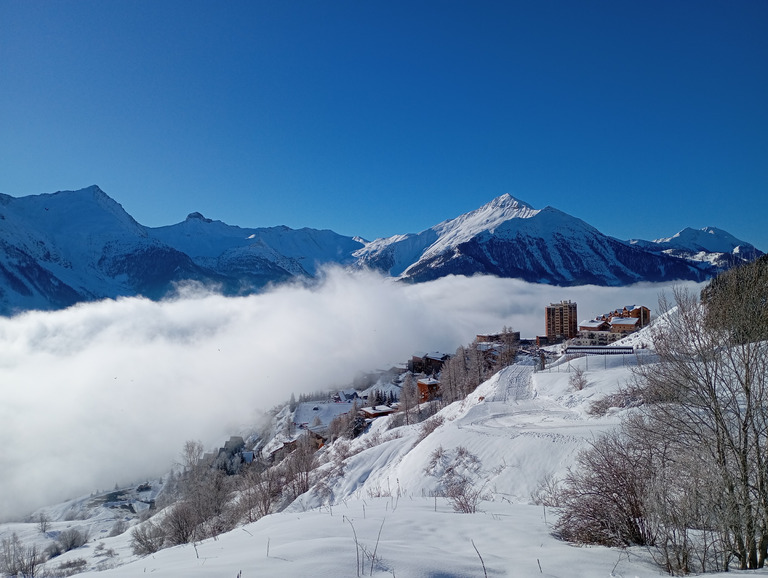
[108, 519, 128, 537]
[62, 508, 85, 522]
[1, 533, 43, 577]
[130, 520, 166, 555]
[44, 541, 63, 560]
[362, 431, 383, 449]
[238, 466, 280, 523]
[426, 445, 445, 471]
[569, 365, 588, 390]
[36, 512, 51, 535]
[445, 477, 485, 513]
[162, 501, 198, 546]
[94, 542, 117, 558]
[281, 435, 317, 500]
[57, 527, 90, 552]
[53, 557, 88, 576]
[386, 412, 406, 430]
[530, 472, 562, 507]
[417, 415, 445, 442]
[554, 430, 656, 547]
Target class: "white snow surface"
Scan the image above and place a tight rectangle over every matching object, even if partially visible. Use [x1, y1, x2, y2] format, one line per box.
[629, 226, 759, 261]
[151, 215, 364, 276]
[9, 353, 752, 577]
[354, 194, 543, 276]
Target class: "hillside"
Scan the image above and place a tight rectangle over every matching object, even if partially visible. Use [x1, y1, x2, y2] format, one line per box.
[2, 350, 672, 577]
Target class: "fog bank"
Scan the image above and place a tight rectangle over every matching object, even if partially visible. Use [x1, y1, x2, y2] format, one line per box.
[0, 268, 704, 519]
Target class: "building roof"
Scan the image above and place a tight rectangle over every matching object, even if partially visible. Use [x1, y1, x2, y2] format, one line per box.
[610, 317, 639, 326]
[360, 405, 396, 417]
[579, 319, 608, 329]
[425, 351, 450, 361]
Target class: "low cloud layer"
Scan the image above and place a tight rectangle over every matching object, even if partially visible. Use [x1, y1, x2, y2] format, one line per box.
[0, 268, 704, 520]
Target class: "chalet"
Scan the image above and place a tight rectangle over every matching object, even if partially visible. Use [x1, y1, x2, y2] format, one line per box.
[360, 405, 397, 419]
[610, 316, 640, 334]
[222, 436, 245, 454]
[623, 305, 651, 326]
[409, 351, 450, 374]
[578, 319, 610, 333]
[334, 389, 359, 403]
[572, 304, 651, 346]
[417, 377, 440, 402]
[268, 439, 298, 463]
[476, 331, 520, 343]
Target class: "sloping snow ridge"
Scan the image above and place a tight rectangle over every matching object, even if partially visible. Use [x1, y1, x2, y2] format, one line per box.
[28, 352, 686, 577]
[5, 332, 750, 577]
[420, 194, 540, 259]
[653, 226, 750, 254]
[0, 186, 761, 314]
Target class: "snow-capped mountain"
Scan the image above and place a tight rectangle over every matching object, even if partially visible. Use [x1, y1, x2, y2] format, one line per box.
[150, 212, 363, 278]
[0, 186, 363, 315]
[628, 226, 763, 269]
[355, 194, 729, 285]
[0, 187, 760, 315]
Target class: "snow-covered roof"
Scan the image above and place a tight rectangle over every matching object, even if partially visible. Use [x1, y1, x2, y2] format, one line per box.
[425, 351, 449, 360]
[579, 319, 608, 329]
[360, 405, 396, 417]
[610, 317, 639, 326]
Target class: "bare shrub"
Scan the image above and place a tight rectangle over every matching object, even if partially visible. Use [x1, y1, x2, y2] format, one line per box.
[108, 519, 128, 537]
[417, 415, 445, 442]
[530, 472, 562, 507]
[445, 477, 485, 513]
[44, 541, 63, 560]
[361, 431, 383, 449]
[36, 512, 51, 535]
[568, 365, 587, 391]
[386, 412, 406, 430]
[55, 557, 88, 575]
[281, 435, 317, 500]
[130, 520, 166, 555]
[162, 501, 198, 546]
[554, 430, 656, 547]
[57, 527, 90, 552]
[1, 533, 43, 578]
[238, 466, 280, 523]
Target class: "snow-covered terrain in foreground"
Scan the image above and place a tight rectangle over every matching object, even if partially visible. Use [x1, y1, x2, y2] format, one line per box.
[5, 352, 764, 577]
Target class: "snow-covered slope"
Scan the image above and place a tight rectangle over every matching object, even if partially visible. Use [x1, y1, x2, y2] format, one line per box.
[151, 213, 363, 277]
[0, 186, 215, 314]
[357, 194, 710, 285]
[0, 187, 363, 315]
[629, 226, 763, 270]
[0, 187, 758, 314]
[5, 353, 672, 577]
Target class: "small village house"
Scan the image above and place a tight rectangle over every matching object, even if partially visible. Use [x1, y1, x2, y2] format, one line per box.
[416, 377, 440, 402]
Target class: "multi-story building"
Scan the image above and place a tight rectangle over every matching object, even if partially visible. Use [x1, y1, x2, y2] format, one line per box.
[545, 300, 578, 341]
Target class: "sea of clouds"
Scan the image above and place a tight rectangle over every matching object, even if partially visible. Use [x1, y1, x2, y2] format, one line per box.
[0, 268, 704, 520]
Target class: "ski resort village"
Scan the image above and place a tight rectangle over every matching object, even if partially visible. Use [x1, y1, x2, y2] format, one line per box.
[4, 253, 766, 578]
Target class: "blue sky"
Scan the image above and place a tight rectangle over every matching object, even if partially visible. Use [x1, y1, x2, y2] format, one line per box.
[1, 1, 766, 249]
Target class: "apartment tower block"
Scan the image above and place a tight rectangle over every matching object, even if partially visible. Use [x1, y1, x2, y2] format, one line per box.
[545, 300, 578, 341]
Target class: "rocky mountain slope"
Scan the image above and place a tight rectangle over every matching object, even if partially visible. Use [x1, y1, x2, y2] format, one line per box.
[355, 194, 759, 285]
[0, 186, 760, 315]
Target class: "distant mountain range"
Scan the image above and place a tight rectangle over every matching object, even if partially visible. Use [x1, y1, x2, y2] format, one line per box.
[0, 186, 761, 315]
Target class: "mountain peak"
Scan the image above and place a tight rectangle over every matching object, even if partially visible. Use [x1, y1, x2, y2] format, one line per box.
[656, 226, 754, 254]
[186, 212, 213, 223]
[484, 193, 535, 213]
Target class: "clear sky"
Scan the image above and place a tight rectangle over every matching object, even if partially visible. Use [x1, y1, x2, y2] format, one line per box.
[1, 1, 766, 249]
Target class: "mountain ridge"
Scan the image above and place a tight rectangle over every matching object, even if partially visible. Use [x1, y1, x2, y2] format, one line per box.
[0, 186, 760, 314]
